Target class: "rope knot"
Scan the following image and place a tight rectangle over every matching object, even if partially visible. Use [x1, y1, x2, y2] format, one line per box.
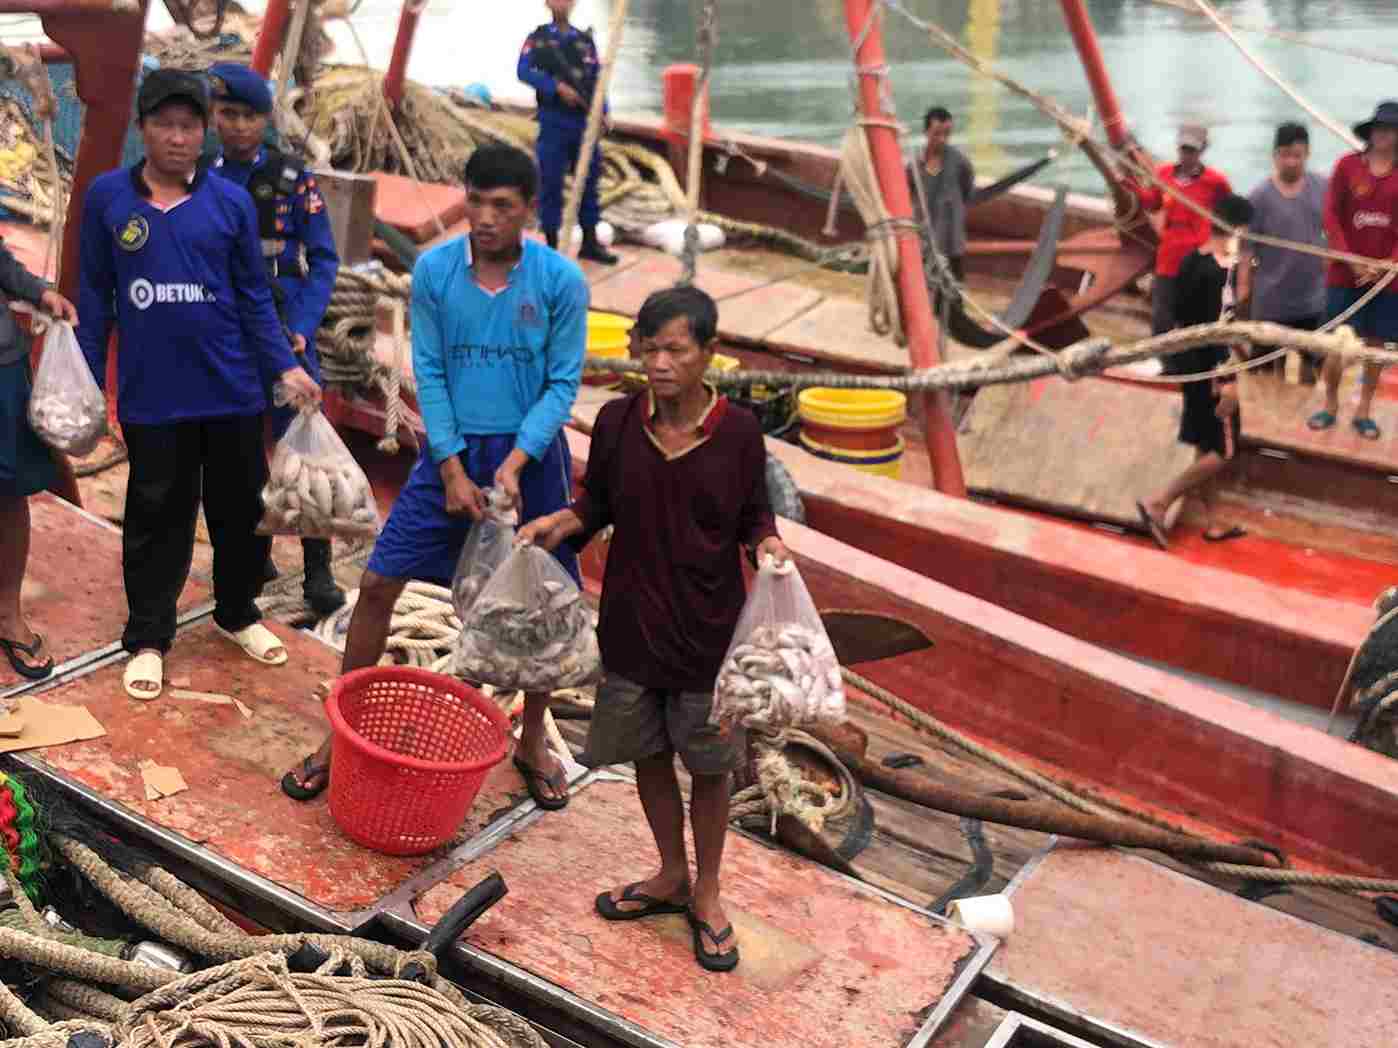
[1056, 337, 1112, 382]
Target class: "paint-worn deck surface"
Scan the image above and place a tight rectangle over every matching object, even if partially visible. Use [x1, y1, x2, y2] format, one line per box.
[22, 618, 533, 917]
[415, 777, 985, 1048]
[3, 495, 210, 690]
[958, 376, 1193, 528]
[992, 844, 1398, 1047]
[1241, 368, 1398, 473]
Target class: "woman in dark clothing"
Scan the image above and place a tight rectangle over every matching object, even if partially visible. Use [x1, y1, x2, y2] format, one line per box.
[1137, 193, 1255, 551]
[0, 240, 78, 678]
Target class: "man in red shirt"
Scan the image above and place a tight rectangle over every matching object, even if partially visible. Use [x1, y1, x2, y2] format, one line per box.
[1125, 124, 1233, 334]
[1309, 101, 1398, 440]
[521, 286, 790, 974]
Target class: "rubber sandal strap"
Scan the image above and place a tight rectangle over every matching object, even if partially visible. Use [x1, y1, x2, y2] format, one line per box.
[222, 624, 288, 666]
[0, 634, 52, 680]
[123, 651, 163, 700]
[280, 754, 330, 801]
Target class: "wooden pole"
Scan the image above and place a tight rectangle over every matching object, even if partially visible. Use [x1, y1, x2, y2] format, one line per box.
[382, 0, 425, 111]
[842, 0, 964, 497]
[1058, 0, 1131, 149]
[559, 0, 629, 257]
[249, 0, 292, 77]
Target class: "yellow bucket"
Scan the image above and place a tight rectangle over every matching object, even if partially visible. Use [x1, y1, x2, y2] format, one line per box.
[584, 312, 634, 386]
[797, 388, 908, 431]
[799, 432, 905, 479]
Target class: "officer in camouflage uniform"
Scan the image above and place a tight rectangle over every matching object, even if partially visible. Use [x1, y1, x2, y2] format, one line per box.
[204, 62, 345, 615]
[518, 0, 618, 264]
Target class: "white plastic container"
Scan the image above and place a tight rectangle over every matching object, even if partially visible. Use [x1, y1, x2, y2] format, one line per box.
[947, 894, 1015, 939]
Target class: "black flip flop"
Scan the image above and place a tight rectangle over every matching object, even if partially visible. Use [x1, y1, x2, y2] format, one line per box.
[0, 634, 53, 681]
[1203, 526, 1248, 543]
[686, 908, 739, 973]
[280, 754, 330, 802]
[1135, 501, 1169, 551]
[595, 882, 690, 921]
[513, 756, 570, 811]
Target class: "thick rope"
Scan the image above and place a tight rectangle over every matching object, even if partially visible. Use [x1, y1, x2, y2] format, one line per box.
[1189, 0, 1361, 151]
[44, 981, 125, 1024]
[1145, 0, 1398, 70]
[136, 866, 245, 940]
[836, 127, 906, 344]
[559, 0, 629, 257]
[378, 297, 407, 456]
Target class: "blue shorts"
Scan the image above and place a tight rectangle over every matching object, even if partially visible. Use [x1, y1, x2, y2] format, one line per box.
[365, 432, 579, 587]
[1327, 286, 1398, 344]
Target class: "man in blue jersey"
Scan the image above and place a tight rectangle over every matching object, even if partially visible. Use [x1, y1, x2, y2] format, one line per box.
[205, 62, 345, 615]
[282, 144, 587, 807]
[518, 0, 618, 264]
[77, 69, 321, 701]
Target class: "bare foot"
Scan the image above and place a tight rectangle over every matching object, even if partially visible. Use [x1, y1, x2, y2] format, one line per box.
[0, 623, 47, 674]
[689, 891, 736, 961]
[515, 737, 567, 806]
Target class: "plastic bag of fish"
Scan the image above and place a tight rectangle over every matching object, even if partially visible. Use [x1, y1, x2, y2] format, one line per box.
[451, 487, 518, 619]
[713, 558, 846, 730]
[27, 321, 107, 457]
[454, 544, 600, 692]
[258, 405, 381, 540]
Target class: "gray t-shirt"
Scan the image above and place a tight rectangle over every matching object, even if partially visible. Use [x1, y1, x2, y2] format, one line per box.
[909, 145, 975, 259]
[1246, 173, 1327, 323]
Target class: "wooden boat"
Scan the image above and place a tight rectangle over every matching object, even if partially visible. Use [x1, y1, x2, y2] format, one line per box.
[4, 3, 1398, 1046]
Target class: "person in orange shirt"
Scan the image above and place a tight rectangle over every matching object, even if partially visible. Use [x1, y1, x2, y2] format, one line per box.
[1125, 124, 1233, 335]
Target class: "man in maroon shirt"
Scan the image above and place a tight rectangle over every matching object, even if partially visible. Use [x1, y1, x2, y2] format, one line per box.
[1309, 101, 1398, 440]
[521, 286, 789, 973]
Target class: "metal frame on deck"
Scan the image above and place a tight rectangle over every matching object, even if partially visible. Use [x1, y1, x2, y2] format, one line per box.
[983, 1012, 1101, 1048]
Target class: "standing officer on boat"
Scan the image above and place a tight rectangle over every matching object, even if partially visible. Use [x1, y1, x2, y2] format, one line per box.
[204, 62, 345, 615]
[518, 0, 619, 264]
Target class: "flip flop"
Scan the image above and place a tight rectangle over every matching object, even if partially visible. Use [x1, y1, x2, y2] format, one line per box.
[123, 650, 163, 700]
[0, 633, 52, 681]
[1203, 526, 1248, 543]
[1135, 501, 1169, 551]
[216, 623, 288, 666]
[512, 755, 570, 811]
[595, 882, 691, 921]
[1353, 417, 1382, 441]
[280, 754, 330, 801]
[686, 908, 739, 973]
[1307, 410, 1336, 431]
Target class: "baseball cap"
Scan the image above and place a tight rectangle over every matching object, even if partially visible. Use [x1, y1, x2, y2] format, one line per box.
[137, 68, 209, 120]
[1177, 123, 1209, 151]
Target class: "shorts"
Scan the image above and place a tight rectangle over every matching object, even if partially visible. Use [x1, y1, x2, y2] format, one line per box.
[1327, 286, 1398, 344]
[365, 432, 579, 586]
[0, 357, 58, 498]
[1179, 380, 1239, 459]
[582, 670, 745, 777]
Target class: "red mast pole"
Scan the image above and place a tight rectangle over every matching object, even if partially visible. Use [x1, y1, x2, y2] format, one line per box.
[1058, 0, 1131, 149]
[382, 0, 424, 111]
[842, 0, 965, 498]
[250, 0, 293, 77]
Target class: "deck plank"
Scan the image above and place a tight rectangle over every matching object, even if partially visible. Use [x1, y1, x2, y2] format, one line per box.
[4, 495, 210, 690]
[990, 844, 1398, 1047]
[22, 619, 534, 916]
[415, 778, 983, 1048]
[958, 376, 1194, 528]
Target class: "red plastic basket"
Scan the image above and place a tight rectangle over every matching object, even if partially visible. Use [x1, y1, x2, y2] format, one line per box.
[326, 667, 509, 856]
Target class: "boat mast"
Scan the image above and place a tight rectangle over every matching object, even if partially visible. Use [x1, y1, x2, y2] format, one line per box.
[1058, 0, 1131, 150]
[250, 0, 292, 76]
[841, 0, 966, 498]
[382, 0, 423, 111]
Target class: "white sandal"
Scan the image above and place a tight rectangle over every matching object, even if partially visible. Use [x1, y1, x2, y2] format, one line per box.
[217, 623, 288, 666]
[123, 651, 163, 701]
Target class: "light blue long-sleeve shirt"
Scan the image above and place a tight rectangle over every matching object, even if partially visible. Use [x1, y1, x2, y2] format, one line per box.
[412, 236, 587, 465]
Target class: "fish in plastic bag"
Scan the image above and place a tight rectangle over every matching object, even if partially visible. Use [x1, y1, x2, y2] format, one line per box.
[713, 557, 845, 731]
[259, 399, 380, 540]
[454, 543, 599, 692]
[451, 487, 519, 619]
[27, 321, 107, 457]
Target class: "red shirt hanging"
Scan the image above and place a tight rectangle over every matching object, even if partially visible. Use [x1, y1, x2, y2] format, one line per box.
[1127, 163, 1233, 277]
[1324, 151, 1398, 289]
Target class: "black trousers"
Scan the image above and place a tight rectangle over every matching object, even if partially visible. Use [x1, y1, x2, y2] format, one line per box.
[121, 416, 269, 654]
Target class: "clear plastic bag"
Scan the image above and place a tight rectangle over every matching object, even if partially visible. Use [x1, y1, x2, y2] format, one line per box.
[451, 488, 518, 619]
[259, 403, 381, 540]
[454, 543, 599, 692]
[713, 558, 846, 730]
[27, 321, 107, 456]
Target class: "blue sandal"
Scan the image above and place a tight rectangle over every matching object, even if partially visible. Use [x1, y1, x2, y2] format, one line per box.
[1353, 417, 1381, 440]
[1307, 410, 1336, 431]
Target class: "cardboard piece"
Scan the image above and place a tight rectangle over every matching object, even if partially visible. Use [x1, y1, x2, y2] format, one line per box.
[140, 760, 188, 800]
[0, 698, 105, 754]
[169, 688, 252, 721]
[0, 712, 25, 737]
